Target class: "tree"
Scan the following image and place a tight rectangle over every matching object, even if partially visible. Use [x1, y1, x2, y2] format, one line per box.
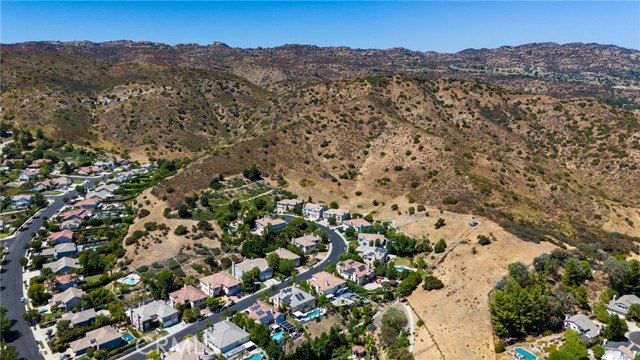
[0, 342, 18, 360]
[434, 239, 447, 253]
[174, 225, 188, 235]
[146, 350, 162, 360]
[206, 297, 222, 311]
[561, 259, 582, 288]
[27, 283, 50, 306]
[278, 259, 296, 277]
[153, 271, 179, 300]
[592, 344, 605, 359]
[241, 268, 261, 293]
[628, 303, 640, 321]
[19, 257, 28, 267]
[242, 164, 262, 182]
[380, 308, 407, 346]
[267, 253, 280, 270]
[0, 308, 12, 340]
[423, 275, 444, 291]
[548, 330, 587, 360]
[254, 198, 267, 211]
[327, 217, 337, 226]
[177, 204, 192, 219]
[434, 218, 446, 229]
[22, 309, 41, 326]
[329, 201, 339, 209]
[602, 313, 628, 341]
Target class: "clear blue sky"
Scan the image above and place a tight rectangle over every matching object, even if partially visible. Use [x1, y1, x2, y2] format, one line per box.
[2, 1, 639, 52]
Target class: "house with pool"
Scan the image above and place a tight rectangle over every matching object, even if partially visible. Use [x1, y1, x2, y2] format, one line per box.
[246, 301, 285, 326]
[203, 320, 255, 358]
[271, 286, 316, 313]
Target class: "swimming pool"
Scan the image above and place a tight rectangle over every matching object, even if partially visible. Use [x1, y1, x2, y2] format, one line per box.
[271, 331, 285, 342]
[122, 333, 135, 342]
[299, 308, 324, 323]
[117, 274, 140, 286]
[514, 347, 537, 360]
[393, 265, 415, 272]
[245, 353, 263, 360]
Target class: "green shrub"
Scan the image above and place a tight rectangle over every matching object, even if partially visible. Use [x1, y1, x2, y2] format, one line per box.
[442, 197, 458, 205]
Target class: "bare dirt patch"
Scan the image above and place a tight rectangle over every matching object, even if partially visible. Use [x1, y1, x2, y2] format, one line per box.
[123, 188, 219, 268]
[401, 217, 557, 360]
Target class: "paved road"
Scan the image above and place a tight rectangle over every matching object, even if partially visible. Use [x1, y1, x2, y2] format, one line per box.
[0, 176, 105, 360]
[121, 214, 347, 360]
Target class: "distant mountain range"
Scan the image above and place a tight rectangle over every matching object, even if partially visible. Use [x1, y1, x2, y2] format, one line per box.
[5, 41, 639, 94]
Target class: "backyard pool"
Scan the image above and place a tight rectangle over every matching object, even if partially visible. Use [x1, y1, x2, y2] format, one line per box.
[299, 308, 324, 323]
[122, 333, 135, 342]
[117, 274, 141, 286]
[271, 331, 285, 342]
[393, 265, 416, 272]
[514, 347, 537, 360]
[245, 353, 263, 360]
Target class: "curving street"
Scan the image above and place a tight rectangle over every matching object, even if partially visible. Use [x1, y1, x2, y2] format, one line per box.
[0, 176, 105, 360]
[120, 214, 347, 360]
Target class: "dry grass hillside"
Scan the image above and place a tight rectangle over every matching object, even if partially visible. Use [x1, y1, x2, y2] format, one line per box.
[2, 49, 639, 253]
[153, 76, 640, 252]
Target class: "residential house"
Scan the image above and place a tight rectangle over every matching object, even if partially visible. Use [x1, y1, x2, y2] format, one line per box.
[85, 188, 115, 200]
[11, 194, 33, 208]
[352, 346, 366, 359]
[564, 314, 600, 339]
[199, 272, 241, 297]
[32, 179, 55, 191]
[73, 198, 102, 210]
[60, 218, 82, 230]
[309, 271, 347, 296]
[49, 287, 85, 311]
[603, 342, 640, 360]
[61, 308, 96, 328]
[233, 258, 273, 281]
[165, 337, 210, 360]
[607, 295, 640, 317]
[129, 300, 180, 331]
[269, 248, 302, 267]
[110, 171, 135, 184]
[95, 184, 120, 193]
[342, 218, 372, 232]
[271, 286, 316, 313]
[322, 208, 350, 223]
[69, 325, 124, 356]
[276, 199, 303, 214]
[246, 301, 285, 326]
[18, 170, 38, 181]
[27, 158, 52, 169]
[292, 234, 320, 253]
[338, 259, 375, 285]
[47, 230, 74, 244]
[52, 177, 72, 188]
[45, 274, 80, 292]
[94, 161, 115, 170]
[59, 209, 92, 222]
[43, 257, 81, 274]
[355, 246, 388, 266]
[357, 233, 386, 247]
[203, 321, 253, 357]
[302, 203, 325, 219]
[169, 285, 208, 309]
[41, 243, 77, 259]
[255, 216, 287, 234]
[76, 166, 101, 176]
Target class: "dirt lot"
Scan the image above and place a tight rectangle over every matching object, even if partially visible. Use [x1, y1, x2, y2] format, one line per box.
[123, 188, 220, 268]
[396, 215, 557, 360]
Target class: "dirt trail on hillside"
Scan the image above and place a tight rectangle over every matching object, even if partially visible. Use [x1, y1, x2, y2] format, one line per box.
[393, 215, 557, 360]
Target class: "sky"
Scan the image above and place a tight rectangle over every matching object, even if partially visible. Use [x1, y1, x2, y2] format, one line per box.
[1, 1, 639, 52]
